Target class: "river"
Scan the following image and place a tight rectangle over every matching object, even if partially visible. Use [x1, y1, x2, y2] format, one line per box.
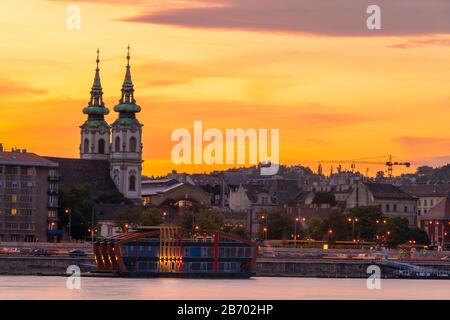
[0, 276, 449, 299]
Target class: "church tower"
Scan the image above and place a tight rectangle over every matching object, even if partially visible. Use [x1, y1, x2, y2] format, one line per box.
[110, 46, 143, 201]
[80, 49, 111, 160]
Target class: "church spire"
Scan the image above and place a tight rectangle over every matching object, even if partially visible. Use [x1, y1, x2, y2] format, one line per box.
[113, 45, 141, 124]
[90, 49, 103, 107]
[82, 49, 110, 123]
[120, 45, 135, 104]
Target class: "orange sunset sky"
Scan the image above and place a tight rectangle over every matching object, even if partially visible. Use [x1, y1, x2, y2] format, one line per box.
[0, 0, 449, 177]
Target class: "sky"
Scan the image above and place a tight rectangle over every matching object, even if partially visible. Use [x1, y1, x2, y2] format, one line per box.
[0, 0, 449, 177]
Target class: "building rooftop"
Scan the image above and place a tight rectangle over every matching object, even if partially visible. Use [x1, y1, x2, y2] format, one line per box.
[364, 182, 417, 200]
[44, 157, 119, 198]
[401, 184, 450, 197]
[141, 178, 184, 196]
[420, 196, 450, 221]
[0, 150, 58, 167]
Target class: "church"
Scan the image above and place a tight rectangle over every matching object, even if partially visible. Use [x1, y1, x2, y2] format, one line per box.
[77, 47, 143, 202]
[0, 48, 144, 242]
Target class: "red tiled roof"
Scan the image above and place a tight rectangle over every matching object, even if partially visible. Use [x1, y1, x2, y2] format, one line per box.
[0, 151, 57, 167]
[420, 196, 450, 221]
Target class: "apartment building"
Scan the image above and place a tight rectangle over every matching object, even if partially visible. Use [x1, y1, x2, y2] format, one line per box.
[0, 146, 59, 242]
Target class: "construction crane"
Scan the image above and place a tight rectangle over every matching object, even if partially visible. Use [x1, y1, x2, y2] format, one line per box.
[319, 155, 411, 179]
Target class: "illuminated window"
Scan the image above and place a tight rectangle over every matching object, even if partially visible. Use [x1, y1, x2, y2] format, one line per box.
[48, 210, 57, 218]
[11, 195, 17, 203]
[11, 208, 17, 216]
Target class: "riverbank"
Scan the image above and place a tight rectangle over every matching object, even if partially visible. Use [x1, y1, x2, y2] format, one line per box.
[1, 255, 450, 279]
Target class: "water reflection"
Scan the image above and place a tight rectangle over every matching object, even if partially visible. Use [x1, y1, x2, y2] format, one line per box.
[0, 276, 449, 300]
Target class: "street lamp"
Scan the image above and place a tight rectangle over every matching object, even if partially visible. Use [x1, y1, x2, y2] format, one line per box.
[294, 217, 299, 242]
[347, 217, 358, 240]
[64, 208, 72, 242]
[263, 227, 268, 241]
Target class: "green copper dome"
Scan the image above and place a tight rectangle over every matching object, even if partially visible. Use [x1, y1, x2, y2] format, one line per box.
[113, 103, 141, 113]
[83, 105, 110, 116]
[82, 50, 110, 121]
[81, 119, 110, 128]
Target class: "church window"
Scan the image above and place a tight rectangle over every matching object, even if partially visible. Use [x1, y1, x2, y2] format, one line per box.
[129, 174, 136, 191]
[115, 137, 121, 152]
[130, 137, 137, 152]
[98, 139, 105, 154]
[84, 138, 89, 154]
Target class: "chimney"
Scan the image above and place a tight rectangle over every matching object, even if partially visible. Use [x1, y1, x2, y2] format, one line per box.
[0, 143, 3, 152]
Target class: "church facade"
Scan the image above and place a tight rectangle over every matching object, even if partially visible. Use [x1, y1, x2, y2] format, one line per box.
[79, 48, 143, 202]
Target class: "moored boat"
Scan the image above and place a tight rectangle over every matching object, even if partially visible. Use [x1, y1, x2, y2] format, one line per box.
[93, 226, 258, 278]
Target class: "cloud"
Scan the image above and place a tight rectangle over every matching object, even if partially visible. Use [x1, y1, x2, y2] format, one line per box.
[414, 154, 450, 167]
[388, 37, 450, 49]
[118, 0, 450, 36]
[0, 79, 47, 97]
[394, 136, 450, 162]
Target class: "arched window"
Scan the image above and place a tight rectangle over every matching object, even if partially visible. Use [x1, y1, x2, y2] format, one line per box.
[129, 174, 136, 191]
[129, 137, 137, 152]
[98, 139, 105, 154]
[83, 138, 89, 154]
[115, 137, 121, 152]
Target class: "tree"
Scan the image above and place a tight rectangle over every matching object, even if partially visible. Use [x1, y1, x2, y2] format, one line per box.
[179, 208, 224, 232]
[59, 184, 95, 240]
[380, 217, 410, 247]
[312, 192, 336, 207]
[222, 224, 250, 239]
[346, 206, 384, 242]
[321, 211, 349, 242]
[305, 216, 324, 240]
[114, 207, 163, 231]
[263, 208, 294, 240]
[96, 191, 133, 205]
[407, 228, 430, 245]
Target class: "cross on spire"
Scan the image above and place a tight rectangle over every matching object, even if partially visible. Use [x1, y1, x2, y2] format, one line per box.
[126, 44, 130, 67]
[96, 48, 100, 70]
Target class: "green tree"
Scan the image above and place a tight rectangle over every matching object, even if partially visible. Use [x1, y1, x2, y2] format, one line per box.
[407, 227, 430, 245]
[346, 206, 384, 242]
[178, 208, 224, 232]
[312, 192, 337, 207]
[59, 184, 95, 240]
[222, 225, 250, 239]
[114, 207, 163, 231]
[96, 191, 133, 205]
[263, 208, 294, 240]
[380, 217, 410, 247]
[321, 211, 349, 242]
[305, 216, 324, 240]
